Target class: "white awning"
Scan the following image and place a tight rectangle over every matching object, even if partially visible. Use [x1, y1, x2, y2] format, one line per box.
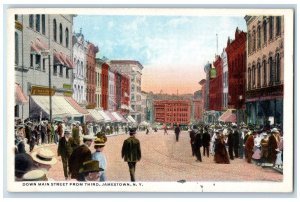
[99, 110, 112, 122]
[87, 109, 105, 122]
[111, 112, 123, 122]
[31, 95, 82, 117]
[127, 115, 136, 123]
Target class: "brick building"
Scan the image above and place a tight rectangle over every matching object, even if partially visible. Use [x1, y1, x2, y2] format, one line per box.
[210, 55, 223, 111]
[86, 42, 98, 108]
[225, 28, 247, 110]
[101, 61, 109, 110]
[154, 100, 191, 125]
[120, 74, 130, 115]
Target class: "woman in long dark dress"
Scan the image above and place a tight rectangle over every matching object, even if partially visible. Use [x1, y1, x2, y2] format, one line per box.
[214, 133, 230, 164]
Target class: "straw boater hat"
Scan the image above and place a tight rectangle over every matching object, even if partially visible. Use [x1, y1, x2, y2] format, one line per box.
[79, 160, 103, 174]
[23, 169, 47, 181]
[82, 133, 96, 141]
[31, 148, 57, 165]
[271, 128, 280, 134]
[94, 137, 106, 146]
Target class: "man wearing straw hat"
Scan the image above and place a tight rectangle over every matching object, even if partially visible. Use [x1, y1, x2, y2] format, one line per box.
[79, 160, 103, 181]
[69, 133, 95, 181]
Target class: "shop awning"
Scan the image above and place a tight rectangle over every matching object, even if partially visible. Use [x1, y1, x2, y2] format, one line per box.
[111, 112, 127, 123]
[218, 109, 237, 123]
[30, 95, 82, 119]
[54, 52, 65, 66]
[30, 42, 40, 54]
[15, 83, 28, 104]
[105, 111, 117, 122]
[64, 96, 89, 115]
[87, 109, 105, 122]
[115, 112, 128, 123]
[99, 110, 112, 122]
[127, 115, 136, 123]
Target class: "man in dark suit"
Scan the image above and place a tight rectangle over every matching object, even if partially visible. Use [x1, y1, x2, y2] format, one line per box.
[121, 128, 141, 182]
[227, 127, 235, 160]
[202, 127, 211, 157]
[174, 125, 181, 142]
[194, 128, 203, 162]
[58, 129, 73, 180]
[232, 124, 240, 158]
[68, 134, 95, 181]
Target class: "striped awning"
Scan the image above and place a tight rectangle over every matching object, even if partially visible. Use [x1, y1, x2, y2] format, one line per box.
[15, 83, 28, 104]
[87, 109, 105, 122]
[218, 109, 237, 123]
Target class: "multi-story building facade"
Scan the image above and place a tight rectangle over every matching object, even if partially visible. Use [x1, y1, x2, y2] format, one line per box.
[154, 100, 191, 125]
[225, 28, 247, 121]
[100, 61, 109, 110]
[72, 30, 87, 106]
[141, 91, 147, 123]
[244, 16, 284, 126]
[203, 62, 211, 110]
[110, 60, 144, 123]
[146, 93, 154, 124]
[209, 55, 223, 111]
[114, 71, 122, 111]
[108, 69, 116, 111]
[120, 74, 130, 115]
[192, 90, 203, 122]
[15, 14, 74, 119]
[221, 49, 229, 110]
[86, 42, 99, 108]
[95, 58, 102, 109]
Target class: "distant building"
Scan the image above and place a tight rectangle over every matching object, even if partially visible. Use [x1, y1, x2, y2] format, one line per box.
[100, 60, 109, 110]
[192, 90, 203, 121]
[86, 42, 99, 108]
[95, 58, 102, 109]
[221, 49, 228, 110]
[108, 69, 116, 111]
[203, 62, 211, 110]
[209, 55, 223, 111]
[154, 100, 191, 125]
[141, 91, 148, 123]
[110, 60, 144, 123]
[72, 30, 88, 106]
[244, 16, 284, 126]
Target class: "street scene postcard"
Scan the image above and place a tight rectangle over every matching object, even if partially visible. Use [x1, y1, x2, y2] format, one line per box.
[6, 8, 294, 193]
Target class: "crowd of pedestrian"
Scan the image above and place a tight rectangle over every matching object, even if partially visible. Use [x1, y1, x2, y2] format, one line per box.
[188, 122, 283, 169]
[14, 117, 283, 182]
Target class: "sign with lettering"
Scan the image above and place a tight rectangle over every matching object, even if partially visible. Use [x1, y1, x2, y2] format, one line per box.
[31, 86, 55, 96]
[63, 84, 72, 89]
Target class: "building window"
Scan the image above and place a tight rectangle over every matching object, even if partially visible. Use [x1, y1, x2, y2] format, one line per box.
[276, 16, 281, 36]
[53, 65, 57, 75]
[42, 15, 46, 35]
[263, 19, 267, 45]
[269, 16, 274, 40]
[257, 62, 261, 87]
[35, 15, 40, 32]
[42, 58, 46, 71]
[275, 53, 280, 82]
[257, 26, 261, 49]
[248, 68, 251, 89]
[15, 15, 18, 21]
[53, 19, 57, 41]
[30, 54, 34, 67]
[66, 68, 69, 78]
[15, 32, 18, 65]
[269, 57, 274, 85]
[59, 23, 63, 44]
[59, 65, 63, 77]
[247, 33, 251, 54]
[252, 30, 256, 52]
[263, 60, 267, 86]
[29, 15, 34, 29]
[65, 28, 69, 48]
[35, 55, 41, 69]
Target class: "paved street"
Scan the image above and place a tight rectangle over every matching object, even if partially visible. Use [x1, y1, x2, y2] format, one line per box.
[41, 129, 282, 182]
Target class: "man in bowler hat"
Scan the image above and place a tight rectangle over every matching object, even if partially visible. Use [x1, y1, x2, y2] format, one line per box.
[121, 128, 141, 182]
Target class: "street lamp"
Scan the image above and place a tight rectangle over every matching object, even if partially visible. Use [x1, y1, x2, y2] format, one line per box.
[41, 50, 52, 122]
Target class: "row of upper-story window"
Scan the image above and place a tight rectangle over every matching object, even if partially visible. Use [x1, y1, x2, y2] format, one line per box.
[248, 16, 282, 55]
[24, 14, 70, 49]
[28, 53, 71, 78]
[247, 52, 281, 90]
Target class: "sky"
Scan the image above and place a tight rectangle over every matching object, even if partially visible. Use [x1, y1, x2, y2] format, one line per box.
[74, 15, 247, 94]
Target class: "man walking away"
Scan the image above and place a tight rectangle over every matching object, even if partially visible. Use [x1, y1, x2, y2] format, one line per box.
[174, 125, 181, 142]
[121, 128, 141, 182]
[57, 129, 73, 180]
[194, 128, 203, 162]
